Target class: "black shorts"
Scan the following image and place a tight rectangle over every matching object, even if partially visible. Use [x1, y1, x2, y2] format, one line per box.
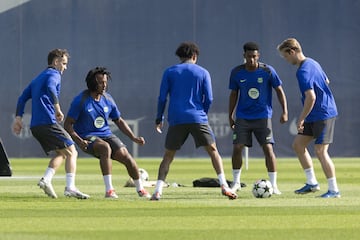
[83, 134, 126, 159]
[300, 117, 336, 144]
[232, 118, 274, 147]
[165, 123, 215, 150]
[31, 123, 74, 155]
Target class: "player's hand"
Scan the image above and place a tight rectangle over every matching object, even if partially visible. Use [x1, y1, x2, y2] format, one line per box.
[134, 136, 145, 145]
[297, 119, 305, 133]
[156, 123, 163, 133]
[229, 119, 235, 129]
[280, 113, 288, 124]
[12, 117, 23, 135]
[56, 109, 64, 122]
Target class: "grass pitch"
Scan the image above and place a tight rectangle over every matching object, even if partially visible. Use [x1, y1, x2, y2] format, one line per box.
[0, 157, 359, 240]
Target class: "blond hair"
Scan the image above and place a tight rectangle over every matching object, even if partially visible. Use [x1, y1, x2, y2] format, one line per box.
[277, 38, 302, 53]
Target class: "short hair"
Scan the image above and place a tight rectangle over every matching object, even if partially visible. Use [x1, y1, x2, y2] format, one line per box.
[85, 66, 111, 91]
[175, 42, 200, 59]
[243, 42, 259, 52]
[277, 38, 302, 53]
[47, 49, 69, 65]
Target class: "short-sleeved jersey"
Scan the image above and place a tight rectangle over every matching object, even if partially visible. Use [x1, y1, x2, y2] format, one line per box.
[67, 90, 121, 138]
[229, 63, 282, 119]
[15, 68, 61, 127]
[156, 63, 213, 126]
[296, 58, 338, 122]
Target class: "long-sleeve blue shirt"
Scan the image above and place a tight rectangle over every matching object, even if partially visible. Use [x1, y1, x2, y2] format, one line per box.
[15, 68, 61, 127]
[156, 63, 213, 126]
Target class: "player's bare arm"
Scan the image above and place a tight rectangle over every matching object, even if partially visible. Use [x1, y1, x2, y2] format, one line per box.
[228, 90, 238, 129]
[114, 117, 145, 145]
[297, 89, 316, 132]
[275, 86, 288, 124]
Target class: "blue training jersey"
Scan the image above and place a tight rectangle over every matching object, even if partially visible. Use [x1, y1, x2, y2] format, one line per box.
[229, 63, 282, 119]
[15, 68, 61, 127]
[67, 91, 121, 138]
[296, 58, 338, 122]
[156, 63, 213, 126]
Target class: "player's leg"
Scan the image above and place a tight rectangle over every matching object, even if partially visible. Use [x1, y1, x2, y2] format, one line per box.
[292, 123, 320, 194]
[313, 118, 340, 198]
[254, 119, 280, 194]
[151, 125, 187, 200]
[315, 144, 340, 197]
[192, 124, 237, 200]
[85, 137, 116, 198]
[231, 119, 252, 191]
[111, 137, 150, 199]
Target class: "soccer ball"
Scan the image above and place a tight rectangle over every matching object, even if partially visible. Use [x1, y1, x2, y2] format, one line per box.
[252, 179, 273, 198]
[139, 168, 149, 182]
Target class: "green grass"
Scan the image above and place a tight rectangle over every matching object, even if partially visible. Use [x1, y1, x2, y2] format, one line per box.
[1, 157, 360, 240]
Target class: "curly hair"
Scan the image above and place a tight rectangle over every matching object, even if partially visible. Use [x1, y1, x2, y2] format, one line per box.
[85, 66, 111, 91]
[175, 42, 200, 59]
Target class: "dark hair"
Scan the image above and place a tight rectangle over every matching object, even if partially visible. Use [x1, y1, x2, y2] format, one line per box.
[85, 67, 111, 91]
[243, 42, 259, 52]
[47, 49, 69, 65]
[175, 42, 200, 59]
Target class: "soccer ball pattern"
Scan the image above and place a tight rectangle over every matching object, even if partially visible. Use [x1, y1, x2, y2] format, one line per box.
[252, 179, 273, 198]
[139, 168, 149, 182]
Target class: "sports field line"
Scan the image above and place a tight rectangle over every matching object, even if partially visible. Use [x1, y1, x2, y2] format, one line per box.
[0, 176, 64, 180]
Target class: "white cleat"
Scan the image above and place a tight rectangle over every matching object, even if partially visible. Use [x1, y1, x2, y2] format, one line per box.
[38, 178, 57, 199]
[64, 187, 90, 199]
[230, 182, 242, 192]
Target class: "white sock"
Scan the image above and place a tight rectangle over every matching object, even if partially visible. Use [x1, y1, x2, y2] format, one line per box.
[304, 168, 318, 185]
[232, 169, 241, 185]
[134, 179, 144, 192]
[66, 173, 76, 189]
[154, 180, 165, 195]
[103, 175, 114, 192]
[217, 173, 228, 187]
[327, 177, 339, 192]
[43, 167, 55, 182]
[268, 172, 278, 189]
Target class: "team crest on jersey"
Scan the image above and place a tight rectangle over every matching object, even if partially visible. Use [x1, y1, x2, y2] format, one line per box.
[257, 77, 263, 83]
[248, 88, 260, 99]
[103, 107, 109, 113]
[94, 117, 105, 128]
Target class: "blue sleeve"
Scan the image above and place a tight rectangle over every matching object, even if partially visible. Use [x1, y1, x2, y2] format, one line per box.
[15, 84, 32, 117]
[269, 66, 282, 88]
[107, 94, 121, 120]
[229, 68, 239, 90]
[67, 94, 82, 120]
[297, 68, 313, 93]
[47, 74, 60, 104]
[202, 70, 213, 113]
[156, 70, 168, 123]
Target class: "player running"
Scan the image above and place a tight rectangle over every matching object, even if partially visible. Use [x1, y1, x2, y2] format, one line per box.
[13, 49, 89, 199]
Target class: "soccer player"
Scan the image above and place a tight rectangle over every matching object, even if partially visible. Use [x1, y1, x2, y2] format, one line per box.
[151, 42, 237, 201]
[13, 49, 89, 199]
[228, 42, 288, 194]
[64, 67, 150, 199]
[277, 38, 340, 198]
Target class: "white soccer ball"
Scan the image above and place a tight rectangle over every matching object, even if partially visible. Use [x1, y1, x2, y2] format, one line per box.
[252, 179, 273, 198]
[139, 168, 149, 182]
